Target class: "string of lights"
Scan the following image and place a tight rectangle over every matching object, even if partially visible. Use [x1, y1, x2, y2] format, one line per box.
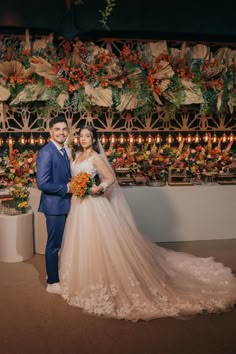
[1, 131, 234, 148]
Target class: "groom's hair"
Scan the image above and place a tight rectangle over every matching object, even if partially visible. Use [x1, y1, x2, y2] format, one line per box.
[49, 114, 68, 128]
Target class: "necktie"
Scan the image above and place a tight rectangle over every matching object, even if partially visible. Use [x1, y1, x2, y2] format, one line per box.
[60, 147, 67, 157]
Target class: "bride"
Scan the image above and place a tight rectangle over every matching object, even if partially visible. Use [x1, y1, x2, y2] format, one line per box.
[59, 125, 236, 321]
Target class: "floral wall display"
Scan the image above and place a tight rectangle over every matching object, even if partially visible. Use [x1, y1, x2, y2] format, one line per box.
[0, 32, 235, 147]
[0, 31, 235, 197]
[0, 30, 235, 122]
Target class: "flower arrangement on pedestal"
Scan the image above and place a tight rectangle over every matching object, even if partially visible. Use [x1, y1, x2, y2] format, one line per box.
[0, 149, 36, 212]
[9, 184, 30, 213]
[109, 146, 137, 176]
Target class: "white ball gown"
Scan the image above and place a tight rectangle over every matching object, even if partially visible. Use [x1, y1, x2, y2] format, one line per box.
[59, 154, 236, 321]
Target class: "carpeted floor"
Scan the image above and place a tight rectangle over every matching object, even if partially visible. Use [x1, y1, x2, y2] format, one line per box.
[0, 239, 236, 354]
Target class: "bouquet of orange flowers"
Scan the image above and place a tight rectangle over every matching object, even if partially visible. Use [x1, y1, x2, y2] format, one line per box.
[70, 172, 94, 198]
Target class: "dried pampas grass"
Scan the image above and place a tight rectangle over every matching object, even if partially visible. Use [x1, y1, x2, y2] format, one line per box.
[116, 92, 138, 111]
[0, 60, 32, 78]
[84, 84, 112, 107]
[0, 85, 11, 101]
[10, 84, 47, 105]
[29, 56, 56, 81]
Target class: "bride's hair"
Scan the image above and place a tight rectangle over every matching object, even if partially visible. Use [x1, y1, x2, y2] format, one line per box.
[76, 125, 100, 154]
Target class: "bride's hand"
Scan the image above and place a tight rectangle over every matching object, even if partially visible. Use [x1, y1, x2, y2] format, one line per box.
[90, 185, 104, 195]
[90, 186, 100, 195]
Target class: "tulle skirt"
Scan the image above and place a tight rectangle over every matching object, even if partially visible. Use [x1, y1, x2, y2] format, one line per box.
[59, 194, 236, 321]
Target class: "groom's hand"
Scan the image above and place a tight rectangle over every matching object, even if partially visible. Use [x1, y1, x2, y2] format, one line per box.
[67, 182, 72, 193]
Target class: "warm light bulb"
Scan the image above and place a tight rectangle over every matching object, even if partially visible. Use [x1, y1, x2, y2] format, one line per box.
[28, 135, 36, 145]
[229, 132, 234, 142]
[0, 136, 4, 146]
[176, 133, 183, 143]
[203, 132, 209, 142]
[73, 136, 79, 144]
[146, 134, 153, 144]
[166, 134, 174, 144]
[109, 134, 116, 144]
[100, 134, 107, 145]
[194, 133, 201, 143]
[155, 134, 162, 144]
[212, 133, 217, 143]
[38, 135, 45, 145]
[186, 134, 192, 143]
[118, 134, 126, 144]
[222, 133, 227, 143]
[136, 134, 144, 145]
[128, 135, 134, 144]
[7, 135, 14, 146]
[19, 134, 27, 145]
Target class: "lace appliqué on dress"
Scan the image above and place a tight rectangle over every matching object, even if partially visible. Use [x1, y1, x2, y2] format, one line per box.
[60, 268, 235, 320]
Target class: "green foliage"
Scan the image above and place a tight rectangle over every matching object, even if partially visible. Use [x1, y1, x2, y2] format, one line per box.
[167, 75, 186, 108]
[70, 88, 91, 112]
[200, 88, 217, 115]
[112, 87, 121, 108]
[99, 0, 116, 31]
[190, 59, 203, 83]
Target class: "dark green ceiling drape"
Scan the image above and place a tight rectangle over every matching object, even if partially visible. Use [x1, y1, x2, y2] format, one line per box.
[0, 0, 235, 41]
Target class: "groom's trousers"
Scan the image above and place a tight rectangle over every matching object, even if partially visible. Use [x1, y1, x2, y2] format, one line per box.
[45, 214, 67, 284]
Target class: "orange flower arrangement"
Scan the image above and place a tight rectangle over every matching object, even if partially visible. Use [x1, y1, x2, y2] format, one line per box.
[3, 149, 37, 186]
[70, 172, 94, 198]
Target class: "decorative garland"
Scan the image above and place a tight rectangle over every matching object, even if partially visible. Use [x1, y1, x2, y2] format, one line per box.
[0, 31, 235, 120]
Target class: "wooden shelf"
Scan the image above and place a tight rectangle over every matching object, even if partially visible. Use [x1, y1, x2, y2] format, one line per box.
[218, 174, 235, 179]
[0, 195, 13, 201]
[169, 182, 194, 186]
[170, 174, 186, 178]
[218, 180, 236, 185]
[168, 166, 189, 185]
[117, 177, 134, 186]
[133, 176, 146, 185]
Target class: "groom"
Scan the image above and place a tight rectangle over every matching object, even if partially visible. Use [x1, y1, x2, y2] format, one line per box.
[37, 115, 71, 294]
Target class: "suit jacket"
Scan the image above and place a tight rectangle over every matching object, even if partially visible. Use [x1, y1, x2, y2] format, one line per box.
[37, 141, 71, 215]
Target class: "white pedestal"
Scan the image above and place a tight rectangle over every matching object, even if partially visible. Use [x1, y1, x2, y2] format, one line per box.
[0, 210, 34, 262]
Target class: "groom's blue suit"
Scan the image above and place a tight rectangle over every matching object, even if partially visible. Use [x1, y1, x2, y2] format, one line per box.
[37, 141, 71, 284]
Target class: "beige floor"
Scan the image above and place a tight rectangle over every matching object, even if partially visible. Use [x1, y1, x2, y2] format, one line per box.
[0, 239, 236, 354]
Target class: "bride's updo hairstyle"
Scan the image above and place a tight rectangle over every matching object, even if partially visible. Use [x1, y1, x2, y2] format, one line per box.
[78, 125, 100, 154]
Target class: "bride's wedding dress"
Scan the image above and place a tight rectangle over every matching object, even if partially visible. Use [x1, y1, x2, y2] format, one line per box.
[59, 154, 236, 321]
